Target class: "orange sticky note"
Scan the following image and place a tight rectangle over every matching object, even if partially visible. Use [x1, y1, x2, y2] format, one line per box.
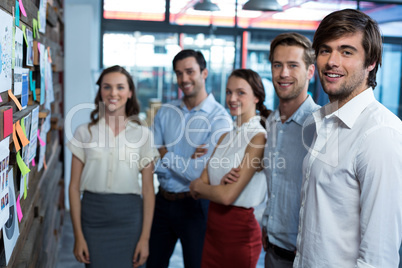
[8, 89, 22, 110]
[13, 123, 21, 152]
[43, 156, 47, 170]
[47, 47, 52, 63]
[16, 121, 30, 147]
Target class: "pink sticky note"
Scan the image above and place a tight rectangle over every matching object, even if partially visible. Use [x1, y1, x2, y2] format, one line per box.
[37, 42, 41, 53]
[17, 194, 24, 222]
[0, 95, 2, 102]
[37, 130, 45, 146]
[19, 0, 27, 17]
[32, 158, 36, 166]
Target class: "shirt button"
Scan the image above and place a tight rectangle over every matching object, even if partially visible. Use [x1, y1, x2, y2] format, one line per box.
[272, 194, 275, 198]
[279, 130, 284, 134]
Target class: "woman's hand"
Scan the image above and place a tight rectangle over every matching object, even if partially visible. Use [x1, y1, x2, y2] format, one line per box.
[189, 178, 204, 199]
[220, 168, 240, 185]
[73, 236, 90, 264]
[133, 237, 149, 267]
[191, 144, 207, 159]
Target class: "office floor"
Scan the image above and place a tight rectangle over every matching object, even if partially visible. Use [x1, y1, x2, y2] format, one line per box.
[55, 208, 265, 268]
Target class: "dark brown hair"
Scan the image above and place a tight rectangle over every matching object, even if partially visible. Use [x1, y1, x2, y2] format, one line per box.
[89, 65, 141, 131]
[269, 32, 315, 68]
[312, 9, 382, 89]
[229, 69, 271, 128]
[173, 49, 207, 72]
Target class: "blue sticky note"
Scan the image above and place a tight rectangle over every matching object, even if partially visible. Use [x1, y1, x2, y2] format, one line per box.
[15, 1, 20, 27]
[21, 72, 28, 108]
[32, 81, 36, 101]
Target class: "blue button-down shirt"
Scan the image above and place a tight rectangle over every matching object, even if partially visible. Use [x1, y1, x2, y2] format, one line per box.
[261, 95, 319, 251]
[152, 94, 232, 193]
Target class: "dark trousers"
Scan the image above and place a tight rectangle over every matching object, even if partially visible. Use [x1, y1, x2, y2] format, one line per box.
[147, 192, 209, 268]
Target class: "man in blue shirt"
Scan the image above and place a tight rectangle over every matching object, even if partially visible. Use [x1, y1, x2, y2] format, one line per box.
[147, 49, 232, 268]
[261, 33, 319, 267]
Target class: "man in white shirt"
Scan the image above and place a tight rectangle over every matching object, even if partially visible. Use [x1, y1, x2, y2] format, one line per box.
[294, 9, 402, 268]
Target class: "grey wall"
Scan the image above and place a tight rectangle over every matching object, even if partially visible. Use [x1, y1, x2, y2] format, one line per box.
[64, 0, 101, 209]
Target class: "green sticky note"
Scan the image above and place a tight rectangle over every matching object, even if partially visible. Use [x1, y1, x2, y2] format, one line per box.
[21, 117, 26, 135]
[37, 11, 41, 30]
[17, 151, 30, 176]
[33, 19, 37, 39]
[24, 175, 27, 199]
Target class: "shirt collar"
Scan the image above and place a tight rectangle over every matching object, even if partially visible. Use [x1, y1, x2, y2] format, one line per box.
[179, 93, 216, 113]
[314, 87, 375, 129]
[274, 95, 317, 126]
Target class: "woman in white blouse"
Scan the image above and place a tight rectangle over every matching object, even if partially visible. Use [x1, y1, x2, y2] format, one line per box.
[68, 65, 158, 268]
[189, 69, 271, 268]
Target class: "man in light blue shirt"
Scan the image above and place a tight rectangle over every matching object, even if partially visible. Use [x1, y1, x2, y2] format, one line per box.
[261, 33, 319, 268]
[147, 49, 232, 268]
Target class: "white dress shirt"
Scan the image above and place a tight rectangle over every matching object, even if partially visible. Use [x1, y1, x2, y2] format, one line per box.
[67, 117, 159, 194]
[294, 88, 402, 268]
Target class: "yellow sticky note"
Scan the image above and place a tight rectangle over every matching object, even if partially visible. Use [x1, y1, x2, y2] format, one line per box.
[17, 151, 31, 176]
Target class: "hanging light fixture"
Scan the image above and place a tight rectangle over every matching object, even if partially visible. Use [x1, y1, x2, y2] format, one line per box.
[193, 0, 220, 11]
[242, 0, 283, 11]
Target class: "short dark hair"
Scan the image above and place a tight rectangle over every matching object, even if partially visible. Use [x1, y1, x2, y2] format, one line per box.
[269, 32, 315, 68]
[312, 9, 382, 89]
[172, 49, 207, 72]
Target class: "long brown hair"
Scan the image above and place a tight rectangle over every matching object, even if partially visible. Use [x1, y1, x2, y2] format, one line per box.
[88, 65, 141, 131]
[229, 69, 271, 128]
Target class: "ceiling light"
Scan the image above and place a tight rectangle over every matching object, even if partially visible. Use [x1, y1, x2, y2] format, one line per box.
[193, 0, 220, 11]
[243, 0, 283, 11]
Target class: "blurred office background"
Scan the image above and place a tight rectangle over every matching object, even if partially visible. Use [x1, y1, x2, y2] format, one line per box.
[64, 1, 402, 202]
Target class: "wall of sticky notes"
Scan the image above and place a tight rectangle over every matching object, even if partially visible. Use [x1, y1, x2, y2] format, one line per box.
[0, 1, 64, 267]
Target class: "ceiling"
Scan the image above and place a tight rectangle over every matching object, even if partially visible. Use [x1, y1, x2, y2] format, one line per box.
[103, 0, 402, 36]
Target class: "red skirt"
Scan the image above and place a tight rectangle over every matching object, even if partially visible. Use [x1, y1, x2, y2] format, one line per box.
[201, 201, 262, 268]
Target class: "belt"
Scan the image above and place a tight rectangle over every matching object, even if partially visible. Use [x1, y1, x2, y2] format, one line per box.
[267, 241, 296, 262]
[159, 187, 192, 201]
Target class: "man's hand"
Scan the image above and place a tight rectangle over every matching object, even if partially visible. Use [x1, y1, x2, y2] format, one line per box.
[220, 167, 240, 185]
[158, 146, 168, 159]
[191, 144, 208, 159]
